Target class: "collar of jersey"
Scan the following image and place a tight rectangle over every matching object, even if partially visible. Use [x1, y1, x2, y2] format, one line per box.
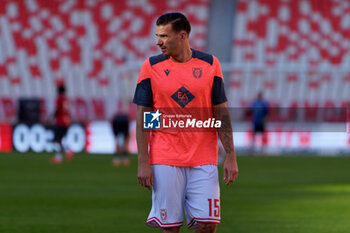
[168, 48, 196, 64]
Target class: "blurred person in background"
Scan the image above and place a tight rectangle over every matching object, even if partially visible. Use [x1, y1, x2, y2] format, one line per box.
[50, 84, 74, 164]
[111, 112, 130, 166]
[134, 12, 238, 233]
[248, 92, 269, 154]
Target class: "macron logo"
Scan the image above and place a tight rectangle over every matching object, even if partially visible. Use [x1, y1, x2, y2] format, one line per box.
[143, 110, 161, 129]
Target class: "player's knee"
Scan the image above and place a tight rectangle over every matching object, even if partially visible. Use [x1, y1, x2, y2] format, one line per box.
[161, 227, 180, 233]
[196, 222, 218, 233]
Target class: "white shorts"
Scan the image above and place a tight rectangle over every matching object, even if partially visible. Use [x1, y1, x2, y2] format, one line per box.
[146, 165, 220, 229]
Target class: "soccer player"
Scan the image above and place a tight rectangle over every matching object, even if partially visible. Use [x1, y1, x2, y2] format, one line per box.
[133, 12, 238, 233]
[248, 92, 269, 154]
[50, 84, 74, 164]
[111, 112, 130, 166]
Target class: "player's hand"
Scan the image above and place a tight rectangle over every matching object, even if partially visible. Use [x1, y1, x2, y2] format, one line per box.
[137, 161, 153, 190]
[223, 154, 238, 185]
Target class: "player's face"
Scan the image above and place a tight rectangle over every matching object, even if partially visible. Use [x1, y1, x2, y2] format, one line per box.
[155, 24, 182, 57]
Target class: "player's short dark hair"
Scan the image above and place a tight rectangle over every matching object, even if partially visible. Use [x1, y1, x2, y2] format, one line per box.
[156, 12, 191, 35]
[57, 85, 66, 94]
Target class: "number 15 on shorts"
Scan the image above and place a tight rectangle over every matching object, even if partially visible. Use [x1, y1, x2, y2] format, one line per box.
[208, 199, 220, 217]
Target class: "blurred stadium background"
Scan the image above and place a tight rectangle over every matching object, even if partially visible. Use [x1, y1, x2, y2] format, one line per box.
[0, 0, 349, 155]
[0, 1, 350, 232]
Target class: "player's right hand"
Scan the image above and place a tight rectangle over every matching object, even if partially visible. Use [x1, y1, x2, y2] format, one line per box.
[137, 162, 153, 190]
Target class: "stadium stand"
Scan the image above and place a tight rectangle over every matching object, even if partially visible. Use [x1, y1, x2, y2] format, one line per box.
[230, 0, 350, 108]
[0, 0, 210, 122]
[0, 0, 349, 154]
[1, 0, 349, 123]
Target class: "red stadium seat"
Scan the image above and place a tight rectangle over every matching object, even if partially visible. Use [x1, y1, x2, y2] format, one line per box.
[231, 0, 350, 108]
[0, 0, 210, 121]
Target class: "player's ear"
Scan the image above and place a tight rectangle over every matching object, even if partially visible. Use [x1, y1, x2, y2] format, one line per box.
[180, 31, 187, 40]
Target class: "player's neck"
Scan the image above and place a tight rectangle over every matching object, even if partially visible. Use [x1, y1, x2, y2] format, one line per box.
[171, 46, 192, 63]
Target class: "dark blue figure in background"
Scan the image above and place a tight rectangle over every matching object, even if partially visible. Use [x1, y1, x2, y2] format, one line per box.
[249, 92, 268, 154]
[112, 113, 130, 166]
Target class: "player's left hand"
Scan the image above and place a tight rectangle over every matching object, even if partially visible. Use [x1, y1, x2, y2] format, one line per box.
[223, 153, 238, 185]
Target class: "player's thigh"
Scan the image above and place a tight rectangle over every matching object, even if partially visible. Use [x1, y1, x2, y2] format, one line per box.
[54, 126, 67, 142]
[148, 165, 187, 226]
[185, 165, 220, 229]
[152, 165, 187, 197]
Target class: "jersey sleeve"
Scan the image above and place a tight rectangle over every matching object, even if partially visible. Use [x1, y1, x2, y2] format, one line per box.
[211, 56, 227, 105]
[133, 59, 153, 107]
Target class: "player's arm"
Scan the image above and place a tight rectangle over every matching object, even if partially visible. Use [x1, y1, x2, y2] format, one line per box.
[134, 59, 154, 190]
[136, 105, 153, 190]
[211, 59, 238, 185]
[213, 102, 238, 185]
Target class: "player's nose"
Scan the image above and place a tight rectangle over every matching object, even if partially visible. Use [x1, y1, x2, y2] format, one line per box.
[156, 38, 162, 46]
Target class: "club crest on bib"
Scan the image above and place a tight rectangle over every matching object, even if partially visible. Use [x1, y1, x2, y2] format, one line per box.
[192, 67, 202, 79]
[160, 209, 167, 221]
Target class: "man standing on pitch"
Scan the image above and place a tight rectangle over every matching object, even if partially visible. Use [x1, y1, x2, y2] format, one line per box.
[133, 12, 238, 233]
[249, 92, 269, 154]
[51, 84, 74, 164]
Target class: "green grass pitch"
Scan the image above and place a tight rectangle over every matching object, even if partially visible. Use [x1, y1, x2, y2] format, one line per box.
[0, 152, 349, 233]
